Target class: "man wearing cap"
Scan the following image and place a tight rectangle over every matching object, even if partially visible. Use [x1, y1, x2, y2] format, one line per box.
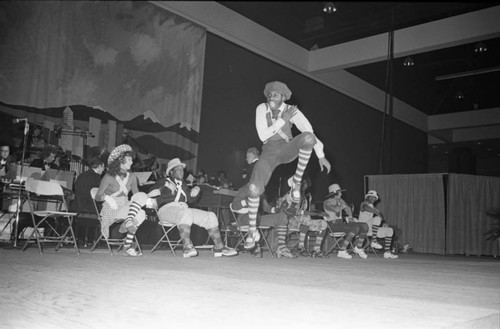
[323, 183, 369, 259]
[235, 81, 332, 250]
[149, 158, 238, 258]
[95, 144, 149, 257]
[359, 190, 398, 259]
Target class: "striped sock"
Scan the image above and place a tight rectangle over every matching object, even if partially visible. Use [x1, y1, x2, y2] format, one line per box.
[124, 233, 134, 249]
[313, 236, 324, 252]
[247, 196, 260, 237]
[371, 224, 380, 239]
[385, 236, 392, 252]
[342, 232, 355, 250]
[293, 148, 312, 185]
[277, 226, 287, 247]
[125, 200, 142, 223]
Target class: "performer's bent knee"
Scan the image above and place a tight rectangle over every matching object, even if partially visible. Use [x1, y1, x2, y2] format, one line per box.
[136, 210, 146, 225]
[248, 183, 262, 198]
[131, 192, 148, 205]
[359, 223, 369, 233]
[276, 213, 288, 226]
[301, 132, 316, 148]
[373, 216, 382, 226]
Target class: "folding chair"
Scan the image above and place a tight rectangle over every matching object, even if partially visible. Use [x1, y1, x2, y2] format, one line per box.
[148, 199, 183, 255]
[325, 223, 354, 256]
[89, 188, 142, 255]
[21, 179, 79, 255]
[362, 235, 380, 258]
[229, 206, 275, 257]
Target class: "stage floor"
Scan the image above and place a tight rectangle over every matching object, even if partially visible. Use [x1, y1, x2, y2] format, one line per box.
[1, 245, 499, 329]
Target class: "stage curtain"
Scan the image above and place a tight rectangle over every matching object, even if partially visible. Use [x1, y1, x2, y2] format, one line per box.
[367, 174, 446, 254]
[446, 174, 500, 256]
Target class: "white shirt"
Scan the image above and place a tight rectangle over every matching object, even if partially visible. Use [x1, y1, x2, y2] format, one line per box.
[255, 102, 325, 158]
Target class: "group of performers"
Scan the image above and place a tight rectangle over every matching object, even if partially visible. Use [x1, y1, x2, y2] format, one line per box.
[2, 80, 400, 259]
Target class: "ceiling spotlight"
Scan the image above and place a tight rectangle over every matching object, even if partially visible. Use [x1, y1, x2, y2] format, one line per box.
[403, 56, 414, 67]
[474, 42, 487, 53]
[455, 91, 465, 100]
[323, 2, 336, 14]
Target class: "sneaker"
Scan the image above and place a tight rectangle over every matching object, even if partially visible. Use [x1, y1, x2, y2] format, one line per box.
[337, 250, 352, 259]
[353, 246, 368, 259]
[311, 250, 329, 258]
[244, 230, 261, 250]
[183, 244, 198, 258]
[290, 180, 301, 203]
[250, 245, 263, 258]
[276, 245, 297, 258]
[214, 246, 238, 258]
[370, 240, 383, 250]
[297, 247, 310, 257]
[125, 247, 142, 257]
[384, 251, 399, 259]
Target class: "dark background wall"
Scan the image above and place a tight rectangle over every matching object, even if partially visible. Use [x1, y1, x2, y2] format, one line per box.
[197, 34, 428, 209]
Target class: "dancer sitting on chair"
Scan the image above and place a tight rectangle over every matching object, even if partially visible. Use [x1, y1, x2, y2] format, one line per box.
[323, 183, 369, 259]
[233, 81, 331, 251]
[277, 177, 328, 258]
[358, 190, 398, 259]
[95, 144, 149, 257]
[148, 158, 238, 258]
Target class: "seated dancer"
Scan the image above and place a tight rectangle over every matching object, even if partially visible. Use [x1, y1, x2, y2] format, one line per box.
[95, 144, 149, 257]
[323, 184, 369, 259]
[234, 81, 331, 251]
[277, 177, 328, 258]
[358, 190, 398, 259]
[231, 188, 293, 258]
[148, 158, 237, 258]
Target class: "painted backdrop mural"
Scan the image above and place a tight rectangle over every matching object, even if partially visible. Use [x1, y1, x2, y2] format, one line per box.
[0, 1, 205, 169]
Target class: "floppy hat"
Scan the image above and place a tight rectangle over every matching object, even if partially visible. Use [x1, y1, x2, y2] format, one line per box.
[325, 183, 345, 198]
[108, 144, 132, 165]
[166, 158, 186, 174]
[263, 81, 292, 100]
[365, 190, 379, 200]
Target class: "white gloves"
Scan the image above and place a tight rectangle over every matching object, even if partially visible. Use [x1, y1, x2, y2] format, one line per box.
[190, 186, 200, 198]
[104, 195, 118, 210]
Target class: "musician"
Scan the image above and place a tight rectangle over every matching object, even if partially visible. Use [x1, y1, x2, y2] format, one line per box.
[241, 147, 260, 187]
[30, 146, 59, 170]
[148, 158, 237, 258]
[0, 143, 14, 178]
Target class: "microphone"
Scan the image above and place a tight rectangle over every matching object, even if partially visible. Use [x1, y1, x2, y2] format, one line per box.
[12, 118, 28, 123]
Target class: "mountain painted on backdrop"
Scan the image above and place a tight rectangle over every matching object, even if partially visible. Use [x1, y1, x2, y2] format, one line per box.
[1, 102, 199, 143]
[0, 101, 120, 122]
[123, 111, 199, 143]
[129, 134, 195, 161]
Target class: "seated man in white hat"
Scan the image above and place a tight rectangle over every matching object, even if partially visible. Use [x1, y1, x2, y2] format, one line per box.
[148, 158, 238, 258]
[323, 183, 369, 259]
[95, 144, 149, 257]
[358, 190, 398, 259]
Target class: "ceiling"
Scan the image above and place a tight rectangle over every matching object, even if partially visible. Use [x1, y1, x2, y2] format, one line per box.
[218, 2, 500, 116]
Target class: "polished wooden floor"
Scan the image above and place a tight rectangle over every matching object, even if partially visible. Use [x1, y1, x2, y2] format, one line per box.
[1, 244, 499, 329]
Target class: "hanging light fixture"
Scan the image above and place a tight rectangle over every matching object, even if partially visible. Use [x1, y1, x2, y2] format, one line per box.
[323, 2, 337, 14]
[403, 56, 414, 67]
[455, 91, 465, 100]
[474, 42, 487, 53]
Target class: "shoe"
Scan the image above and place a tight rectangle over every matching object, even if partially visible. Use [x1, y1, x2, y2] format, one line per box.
[244, 230, 261, 250]
[290, 179, 301, 203]
[311, 250, 329, 258]
[297, 247, 310, 257]
[353, 246, 368, 259]
[276, 245, 297, 258]
[337, 250, 352, 259]
[183, 244, 198, 258]
[125, 247, 142, 257]
[384, 251, 399, 259]
[214, 246, 238, 258]
[370, 240, 383, 250]
[250, 245, 263, 258]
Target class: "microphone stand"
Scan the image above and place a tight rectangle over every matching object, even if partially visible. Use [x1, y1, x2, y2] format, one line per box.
[13, 120, 29, 247]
